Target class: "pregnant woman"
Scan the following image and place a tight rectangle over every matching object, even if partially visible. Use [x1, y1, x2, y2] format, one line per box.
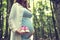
[8, 0, 35, 40]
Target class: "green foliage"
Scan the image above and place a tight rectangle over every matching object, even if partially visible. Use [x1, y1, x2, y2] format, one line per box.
[33, 0, 55, 39]
[0, 0, 7, 37]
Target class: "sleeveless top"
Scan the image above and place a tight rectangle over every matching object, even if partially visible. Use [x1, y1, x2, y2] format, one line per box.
[21, 8, 34, 39]
[22, 8, 34, 32]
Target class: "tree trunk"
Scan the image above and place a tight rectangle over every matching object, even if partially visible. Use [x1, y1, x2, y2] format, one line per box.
[52, 1, 60, 40]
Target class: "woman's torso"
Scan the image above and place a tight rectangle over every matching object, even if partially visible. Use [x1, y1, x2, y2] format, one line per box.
[21, 8, 34, 40]
[22, 8, 34, 33]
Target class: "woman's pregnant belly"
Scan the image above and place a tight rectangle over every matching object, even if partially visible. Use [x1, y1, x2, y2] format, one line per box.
[21, 18, 34, 32]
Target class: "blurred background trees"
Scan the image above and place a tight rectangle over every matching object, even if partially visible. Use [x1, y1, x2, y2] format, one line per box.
[0, 0, 60, 40]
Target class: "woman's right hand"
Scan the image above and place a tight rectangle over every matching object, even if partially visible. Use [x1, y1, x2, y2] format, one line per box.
[16, 28, 26, 35]
[16, 28, 21, 34]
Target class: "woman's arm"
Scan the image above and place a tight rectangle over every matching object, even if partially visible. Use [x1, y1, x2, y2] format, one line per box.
[8, 3, 17, 32]
[8, 3, 24, 32]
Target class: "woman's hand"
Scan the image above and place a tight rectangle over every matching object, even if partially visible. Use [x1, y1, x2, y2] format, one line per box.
[16, 28, 27, 35]
[16, 28, 21, 34]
